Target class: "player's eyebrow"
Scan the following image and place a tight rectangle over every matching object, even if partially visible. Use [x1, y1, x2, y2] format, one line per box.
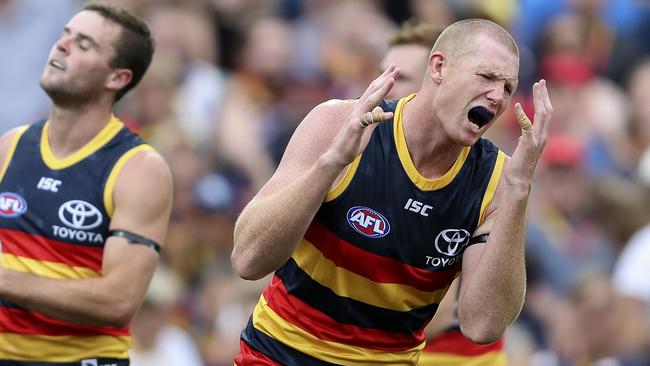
[476, 67, 518, 92]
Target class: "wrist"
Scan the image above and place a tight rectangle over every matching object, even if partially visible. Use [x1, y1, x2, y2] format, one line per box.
[319, 151, 350, 172]
[505, 180, 532, 199]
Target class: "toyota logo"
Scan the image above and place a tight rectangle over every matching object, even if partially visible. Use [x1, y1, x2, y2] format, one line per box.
[434, 229, 470, 256]
[58, 200, 103, 230]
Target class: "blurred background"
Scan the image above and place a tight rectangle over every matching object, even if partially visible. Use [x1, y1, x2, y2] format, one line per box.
[2, 0, 650, 365]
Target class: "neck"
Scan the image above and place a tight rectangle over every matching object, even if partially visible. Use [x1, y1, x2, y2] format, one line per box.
[401, 90, 464, 179]
[47, 102, 114, 158]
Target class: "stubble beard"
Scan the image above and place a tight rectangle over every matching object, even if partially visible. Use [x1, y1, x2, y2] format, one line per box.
[40, 75, 102, 109]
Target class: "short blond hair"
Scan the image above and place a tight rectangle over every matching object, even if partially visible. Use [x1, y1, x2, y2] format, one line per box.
[432, 18, 519, 61]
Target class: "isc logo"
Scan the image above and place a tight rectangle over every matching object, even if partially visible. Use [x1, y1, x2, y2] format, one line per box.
[404, 198, 433, 217]
[0, 192, 27, 218]
[37, 177, 62, 192]
[347, 206, 390, 238]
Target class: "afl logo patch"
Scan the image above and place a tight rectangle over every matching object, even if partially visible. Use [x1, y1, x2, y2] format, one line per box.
[0, 192, 27, 218]
[347, 206, 390, 238]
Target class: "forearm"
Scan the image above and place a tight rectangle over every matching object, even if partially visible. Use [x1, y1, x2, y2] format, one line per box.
[458, 184, 529, 342]
[232, 154, 345, 280]
[0, 268, 134, 327]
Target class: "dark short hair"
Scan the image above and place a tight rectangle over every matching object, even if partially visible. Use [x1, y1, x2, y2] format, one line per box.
[84, 2, 155, 102]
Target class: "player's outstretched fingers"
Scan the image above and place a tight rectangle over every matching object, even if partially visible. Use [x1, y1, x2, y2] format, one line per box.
[514, 103, 533, 133]
[539, 79, 553, 136]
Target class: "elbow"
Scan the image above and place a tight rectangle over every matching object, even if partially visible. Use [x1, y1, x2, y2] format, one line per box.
[231, 245, 266, 281]
[232, 222, 270, 281]
[105, 300, 138, 328]
[459, 319, 505, 345]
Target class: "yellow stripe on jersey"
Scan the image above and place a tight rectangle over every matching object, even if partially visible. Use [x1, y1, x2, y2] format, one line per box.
[103, 144, 154, 217]
[253, 295, 425, 365]
[0, 125, 29, 184]
[1, 253, 100, 279]
[418, 350, 507, 366]
[325, 154, 362, 202]
[41, 116, 124, 170]
[394, 94, 471, 191]
[478, 150, 505, 226]
[292, 240, 449, 311]
[0, 333, 129, 362]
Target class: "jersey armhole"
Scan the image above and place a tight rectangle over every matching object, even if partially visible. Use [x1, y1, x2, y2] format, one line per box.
[0, 126, 29, 184]
[477, 150, 505, 226]
[324, 154, 362, 202]
[103, 144, 154, 217]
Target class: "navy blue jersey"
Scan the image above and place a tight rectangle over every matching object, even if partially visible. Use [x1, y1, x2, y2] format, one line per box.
[0, 116, 152, 363]
[239, 94, 506, 365]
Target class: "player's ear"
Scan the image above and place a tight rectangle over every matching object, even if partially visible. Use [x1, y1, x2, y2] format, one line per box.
[106, 68, 133, 93]
[428, 52, 445, 84]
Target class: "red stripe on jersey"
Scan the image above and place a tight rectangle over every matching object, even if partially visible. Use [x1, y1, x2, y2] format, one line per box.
[423, 328, 503, 356]
[0, 307, 129, 337]
[235, 339, 283, 366]
[305, 222, 459, 292]
[263, 275, 423, 351]
[0, 228, 103, 270]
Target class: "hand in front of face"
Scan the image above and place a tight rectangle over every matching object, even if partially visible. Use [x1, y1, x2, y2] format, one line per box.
[325, 64, 400, 168]
[506, 79, 553, 189]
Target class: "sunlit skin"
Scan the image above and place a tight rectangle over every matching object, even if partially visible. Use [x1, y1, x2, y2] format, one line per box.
[40, 10, 129, 108]
[380, 44, 430, 100]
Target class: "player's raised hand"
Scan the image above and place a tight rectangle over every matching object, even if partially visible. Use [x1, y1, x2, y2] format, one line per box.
[325, 64, 400, 168]
[506, 79, 553, 188]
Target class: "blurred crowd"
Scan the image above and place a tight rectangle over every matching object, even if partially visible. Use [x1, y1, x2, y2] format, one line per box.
[2, 0, 650, 365]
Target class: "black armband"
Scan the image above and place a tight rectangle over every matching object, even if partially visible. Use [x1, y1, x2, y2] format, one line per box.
[469, 234, 489, 245]
[109, 229, 161, 253]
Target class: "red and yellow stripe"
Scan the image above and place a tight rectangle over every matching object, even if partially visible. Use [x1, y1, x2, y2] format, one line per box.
[304, 222, 460, 292]
[263, 275, 424, 350]
[419, 329, 506, 366]
[252, 294, 425, 365]
[0, 229, 131, 362]
[0, 333, 130, 362]
[0, 229, 102, 272]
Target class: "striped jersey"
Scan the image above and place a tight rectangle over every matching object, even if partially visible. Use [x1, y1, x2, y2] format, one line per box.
[419, 326, 506, 366]
[239, 94, 506, 365]
[0, 116, 152, 364]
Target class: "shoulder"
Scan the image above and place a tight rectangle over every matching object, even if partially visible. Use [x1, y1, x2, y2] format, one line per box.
[0, 125, 31, 162]
[110, 148, 173, 235]
[118, 148, 172, 188]
[0, 125, 30, 146]
[307, 99, 356, 124]
[287, 98, 356, 151]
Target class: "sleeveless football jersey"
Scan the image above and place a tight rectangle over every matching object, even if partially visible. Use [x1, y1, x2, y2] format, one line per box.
[419, 326, 506, 366]
[238, 94, 506, 365]
[0, 116, 151, 365]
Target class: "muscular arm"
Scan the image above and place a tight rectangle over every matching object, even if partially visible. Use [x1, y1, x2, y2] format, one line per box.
[457, 80, 553, 343]
[0, 150, 173, 327]
[457, 170, 528, 343]
[232, 65, 399, 280]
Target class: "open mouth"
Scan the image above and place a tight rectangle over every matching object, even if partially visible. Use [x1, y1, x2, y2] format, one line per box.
[50, 60, 66, 71]
[468, 106, 495, 129]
